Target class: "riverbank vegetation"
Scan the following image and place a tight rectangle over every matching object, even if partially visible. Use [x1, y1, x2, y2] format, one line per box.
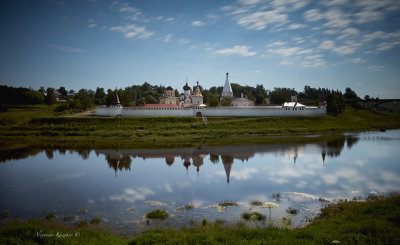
[1, 194, 399, 244]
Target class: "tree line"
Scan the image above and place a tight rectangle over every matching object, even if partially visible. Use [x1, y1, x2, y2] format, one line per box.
[0, 83, 362, 114]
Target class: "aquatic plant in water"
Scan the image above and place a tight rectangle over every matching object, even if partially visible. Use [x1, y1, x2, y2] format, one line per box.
[146, 209, 169, 220]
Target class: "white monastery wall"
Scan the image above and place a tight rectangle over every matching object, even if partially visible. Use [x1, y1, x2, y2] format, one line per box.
[95, 106, 122, 116]
[95, 106, 326, 117]
[122, 108, 192, 117]
[202, 106, 325, 117]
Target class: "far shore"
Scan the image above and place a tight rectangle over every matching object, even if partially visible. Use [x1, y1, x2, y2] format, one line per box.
[1, 105, 400, 151]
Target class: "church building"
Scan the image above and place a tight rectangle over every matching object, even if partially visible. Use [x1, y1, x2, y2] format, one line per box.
[221, 73, 254, 107]
[160, 86, 179, 105]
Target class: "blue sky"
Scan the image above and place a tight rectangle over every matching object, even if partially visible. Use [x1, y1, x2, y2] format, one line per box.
[0, 0, 399, 98]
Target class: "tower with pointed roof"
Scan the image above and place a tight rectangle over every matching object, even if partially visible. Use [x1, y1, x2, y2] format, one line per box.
[221, 73, 233, 98]
[111, 92, 122, 107]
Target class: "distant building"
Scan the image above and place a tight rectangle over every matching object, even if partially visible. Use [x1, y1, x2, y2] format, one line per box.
[221, 73, 233, 98]
[160, 86, 179, 105]
[179, 81, 205, 107]
[221, 73, 254, 107]
[95, 73, 326, 117]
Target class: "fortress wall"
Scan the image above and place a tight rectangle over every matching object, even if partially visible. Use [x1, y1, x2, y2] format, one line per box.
[122, 108, 193, 117]
[203, 107, 326, 117]
[94, 106, 122, 116]
[95, 106, 326, 117]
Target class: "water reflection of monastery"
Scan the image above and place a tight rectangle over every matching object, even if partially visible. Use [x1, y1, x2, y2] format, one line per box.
[95, 136, 355, 182]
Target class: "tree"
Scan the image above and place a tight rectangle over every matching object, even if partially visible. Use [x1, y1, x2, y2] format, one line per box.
[94, 87, 106, 105]
[269, 88, 291, 104]
[209, 94, 220, 107]
[364, 95, 370, 101]
[343, 87, 360, 109]
[75, 89, 92, 110]
[220, 96, 233, 106]
[144, 94, 157, 104]
[118, 89, 133, 106]
[57, 86, 68, 98]
[343, 87, 359, 100]
[44, 88, 56, 105]
[106, 89, 115, 106]
[326, 93, 345, 114]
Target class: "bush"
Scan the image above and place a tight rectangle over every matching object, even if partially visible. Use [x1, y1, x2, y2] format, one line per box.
[54, 103, 69, 112]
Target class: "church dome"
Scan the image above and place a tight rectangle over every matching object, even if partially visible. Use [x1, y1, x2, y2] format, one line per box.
[193, 81, 202, 96]
[166, 86, 173, 90]
[183, 82, 190, 91]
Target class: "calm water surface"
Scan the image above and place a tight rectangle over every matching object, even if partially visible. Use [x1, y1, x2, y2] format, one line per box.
[1, 130, 400, 235]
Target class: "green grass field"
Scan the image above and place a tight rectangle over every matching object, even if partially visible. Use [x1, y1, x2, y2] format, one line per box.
[1, 194, 399, 244]
[0, 104, 400, 150]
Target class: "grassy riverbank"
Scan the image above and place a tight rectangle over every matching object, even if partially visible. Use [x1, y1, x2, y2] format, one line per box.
[1, 194, 399, 244]
[0, 105, 400, 150]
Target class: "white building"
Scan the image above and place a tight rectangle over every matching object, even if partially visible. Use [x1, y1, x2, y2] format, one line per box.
[221, 73, 255, 107]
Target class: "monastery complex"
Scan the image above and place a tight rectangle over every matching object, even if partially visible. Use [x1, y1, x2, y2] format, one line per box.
[95, 73, 326, 117]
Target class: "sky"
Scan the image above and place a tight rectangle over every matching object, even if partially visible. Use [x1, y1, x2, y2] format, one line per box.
[0, 0, 399, 98]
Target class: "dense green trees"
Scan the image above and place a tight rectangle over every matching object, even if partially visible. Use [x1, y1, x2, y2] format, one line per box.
[0, 81, 363, 115]
[0, 85, 44, 105]
[269, 88, 294, 104]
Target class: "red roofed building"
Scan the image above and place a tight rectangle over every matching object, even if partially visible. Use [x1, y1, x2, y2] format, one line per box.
[136, 104, 181, 109]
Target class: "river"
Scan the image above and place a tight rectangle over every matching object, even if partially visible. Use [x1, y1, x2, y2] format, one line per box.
[1, 130, 399, 235]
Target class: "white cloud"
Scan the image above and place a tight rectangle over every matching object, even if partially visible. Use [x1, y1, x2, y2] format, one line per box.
[349, 58, 365, 63]
[288, 23, 306, 29]
[268, 47, 300, 56]
[270, 0, 310, 11]
[217, 168, 258, 181]
[279, 60, 293, 65]
[155, 16, 164, 21]
[178, 38, 190, 44]
[301, 59, 325, 67]
[297, 48, 313, 54]
[306, 54, 324, 60]
[355, 10, 384, 23]
[377, 41, 400, 51]
[334, 45, 355, 55]
[88, 23, 96, 28]
[110, 24, 154, 39]
[319, 40, 335, 50]
[321, 0, 348, 6]
[109, 187, 154, 203]
[237, 10, 288, 30]
[323, 29, 340, 35]
[303, 9, 323, 22]
[165, 17, 175, 22]
[362, 30, 400, 43]
[164, 34, 172, 42]
[216, 45, 257, 56]
[323, 8, 351, 28]
[191, 20, 204, 26]
[337, 28, 360, 40]
[120, 7, 140, 13]
[266, 41, 287, 47]
[268, 46, 313, 56]
[319, 40, 355, 55]
[238, 0, 260, 5]
[293, 36, 304, 43]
